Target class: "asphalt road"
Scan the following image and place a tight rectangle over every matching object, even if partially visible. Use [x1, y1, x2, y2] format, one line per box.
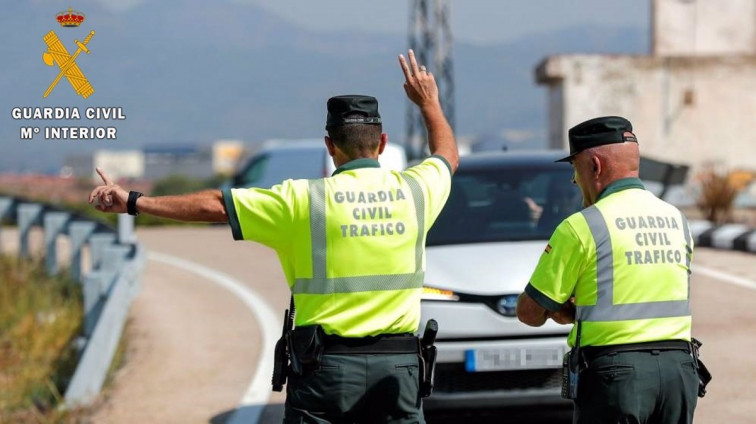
[87, 227, 756, 424]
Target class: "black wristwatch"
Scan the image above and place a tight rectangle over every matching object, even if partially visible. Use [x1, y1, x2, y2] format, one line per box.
[127, 191, 144, 216]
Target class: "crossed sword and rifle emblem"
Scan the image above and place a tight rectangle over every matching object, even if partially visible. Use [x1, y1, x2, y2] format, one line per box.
[42, 30, 95, 98]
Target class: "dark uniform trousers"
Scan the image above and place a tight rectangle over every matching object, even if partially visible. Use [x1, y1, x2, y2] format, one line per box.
[284, 352, 424, 424]
[574, 349, 698, 424]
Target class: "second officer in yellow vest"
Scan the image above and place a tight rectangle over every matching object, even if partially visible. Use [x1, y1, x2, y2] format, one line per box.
[516, 117, 703, 424]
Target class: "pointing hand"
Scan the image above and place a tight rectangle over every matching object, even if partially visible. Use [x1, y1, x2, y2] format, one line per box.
[88, 167, 128, 214]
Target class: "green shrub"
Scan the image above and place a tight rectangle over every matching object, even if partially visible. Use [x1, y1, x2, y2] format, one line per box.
[150, 174, 226, 196]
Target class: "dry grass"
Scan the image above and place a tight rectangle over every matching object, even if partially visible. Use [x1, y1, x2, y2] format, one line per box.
[695, 166, 740, 224]
[0, 255, 85, 423]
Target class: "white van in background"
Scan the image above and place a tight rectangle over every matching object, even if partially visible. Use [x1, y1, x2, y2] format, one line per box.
[230, 138, 408, 189]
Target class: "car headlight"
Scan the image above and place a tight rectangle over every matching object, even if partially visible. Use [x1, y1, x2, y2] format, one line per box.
[495, 294, 520, 317]
[421, 286, 459, 301]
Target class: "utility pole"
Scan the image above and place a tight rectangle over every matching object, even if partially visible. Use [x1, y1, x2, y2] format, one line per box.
[406, 0, 455, 160]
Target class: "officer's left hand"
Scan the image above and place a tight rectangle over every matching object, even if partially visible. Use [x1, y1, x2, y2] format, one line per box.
[398, 49, 439, 109]
[549, 297, 575, 325]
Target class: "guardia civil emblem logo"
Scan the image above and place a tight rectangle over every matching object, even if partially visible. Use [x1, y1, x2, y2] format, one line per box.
[42, 8, 95, 98]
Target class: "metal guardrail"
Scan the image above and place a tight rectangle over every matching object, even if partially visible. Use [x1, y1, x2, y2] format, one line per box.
[0, 196, 145, 406]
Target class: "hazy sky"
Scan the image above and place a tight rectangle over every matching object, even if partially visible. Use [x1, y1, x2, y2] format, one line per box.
[3, 0, 653, 172]
[97, 0, 650, 44]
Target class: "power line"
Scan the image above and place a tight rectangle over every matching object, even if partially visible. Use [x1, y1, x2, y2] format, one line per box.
[406, 0, 455, 160]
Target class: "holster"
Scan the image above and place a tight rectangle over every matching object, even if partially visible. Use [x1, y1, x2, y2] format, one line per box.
[272, 298, 295, 392]
[419, 319, 439, 398]
[271, 335, 288, 392]
[287, 326, 325, 375]
[690, 338, 712, 398]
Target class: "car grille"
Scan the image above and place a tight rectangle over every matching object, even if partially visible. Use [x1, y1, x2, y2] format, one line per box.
[434, 363, 562, 393]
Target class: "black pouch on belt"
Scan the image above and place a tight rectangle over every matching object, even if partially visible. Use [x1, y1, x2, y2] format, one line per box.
[287, 325, 325, 374]
[691, 337, 712, 398]
[561, 320, 582, 400]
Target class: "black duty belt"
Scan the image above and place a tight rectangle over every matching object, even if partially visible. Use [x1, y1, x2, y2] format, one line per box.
[582, 340, 691, 362]
[323, 333, 419, 354]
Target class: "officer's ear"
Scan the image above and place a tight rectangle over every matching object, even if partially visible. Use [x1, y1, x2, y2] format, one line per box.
[377, 133, 388, 155]
[591, 156, 601, 178]
[324, 136, 336, 157]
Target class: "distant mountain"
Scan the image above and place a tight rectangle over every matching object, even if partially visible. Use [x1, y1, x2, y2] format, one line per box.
[0, 1, 647, 172]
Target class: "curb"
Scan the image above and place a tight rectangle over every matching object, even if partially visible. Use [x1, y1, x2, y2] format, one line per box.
[689, 220, 756, 253]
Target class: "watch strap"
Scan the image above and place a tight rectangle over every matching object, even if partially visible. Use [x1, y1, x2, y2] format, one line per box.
[127, 191, 144, 216]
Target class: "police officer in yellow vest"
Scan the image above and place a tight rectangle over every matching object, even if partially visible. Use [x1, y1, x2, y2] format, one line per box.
[88, 49, 458, 423]
[516, 117, 701, 423]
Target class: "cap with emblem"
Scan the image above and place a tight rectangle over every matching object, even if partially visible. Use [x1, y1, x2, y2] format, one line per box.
[556, 116, 638, 162]
[325, 95, 382, 130]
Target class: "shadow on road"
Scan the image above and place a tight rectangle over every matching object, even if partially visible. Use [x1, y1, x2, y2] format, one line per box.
[211, 404, 571, 424]
[210, 404, 285, 424]
[425, 406, 573, 424]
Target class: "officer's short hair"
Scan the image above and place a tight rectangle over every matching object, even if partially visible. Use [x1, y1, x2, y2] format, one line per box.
[327, 114, 382, 157]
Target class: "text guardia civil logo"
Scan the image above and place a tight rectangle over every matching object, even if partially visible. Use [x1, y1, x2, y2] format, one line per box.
[42, 7, 94, 98]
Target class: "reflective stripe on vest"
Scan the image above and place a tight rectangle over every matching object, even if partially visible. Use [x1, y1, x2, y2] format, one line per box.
[575, 205, 692, 322]
[680, 211, 693, 300]
[291, 176, 426, 295]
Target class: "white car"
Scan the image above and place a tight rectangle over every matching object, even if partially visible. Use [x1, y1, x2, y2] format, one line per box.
[230, 139, 407, 188]
[421, 150, 582, 410]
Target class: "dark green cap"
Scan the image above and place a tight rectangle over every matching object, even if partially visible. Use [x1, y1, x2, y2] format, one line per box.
[326, 95, 382, 130]
[556, 116, 638, 162]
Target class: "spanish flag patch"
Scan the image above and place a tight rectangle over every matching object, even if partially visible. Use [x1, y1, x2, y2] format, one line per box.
[544, 244, 552, 254]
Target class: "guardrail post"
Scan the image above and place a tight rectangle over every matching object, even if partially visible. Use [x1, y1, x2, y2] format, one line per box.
[44, 212, 71, 276]
[102, 245, 132, 273]
[99, 244, 131, 296]
[88, 233, 116, 270]
[0, 197, 14, 253]
[82, 271, 107, 338]
[18, 203, 43, 259]
[69, 221, 97, 282]
[118, 214, 137, 244]
[118, 244, 146, 301]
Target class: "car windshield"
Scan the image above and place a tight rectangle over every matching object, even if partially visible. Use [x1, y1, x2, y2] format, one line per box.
[234, 147, 326, 187]
[427, 166, 582, 246]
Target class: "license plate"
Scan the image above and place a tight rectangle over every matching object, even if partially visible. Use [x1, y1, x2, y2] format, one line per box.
[465, 346, 566, 372]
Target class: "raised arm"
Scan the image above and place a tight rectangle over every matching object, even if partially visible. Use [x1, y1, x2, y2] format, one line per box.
[399, 49, 459, 174]
[88, 168, 228, 222]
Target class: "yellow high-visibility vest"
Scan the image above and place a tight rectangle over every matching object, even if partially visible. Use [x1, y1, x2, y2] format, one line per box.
[527, 178, 693, 347]
[223, 156, 452, 337]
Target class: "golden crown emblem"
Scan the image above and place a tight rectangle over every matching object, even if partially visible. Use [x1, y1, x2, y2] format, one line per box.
[56, 7, 86, 27]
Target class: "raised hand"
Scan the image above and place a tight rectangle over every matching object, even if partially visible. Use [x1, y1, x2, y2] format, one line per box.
[398, 49, 440, 108]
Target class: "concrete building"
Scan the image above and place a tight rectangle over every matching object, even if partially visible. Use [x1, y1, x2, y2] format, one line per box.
[64, 141, 247, 182]
[93, 150, 145, 181]
[142, 145, 213, 180]
[536, 0, 756, 174]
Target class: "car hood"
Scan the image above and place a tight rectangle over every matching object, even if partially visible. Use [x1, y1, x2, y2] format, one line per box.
[425, 241, 547, 294]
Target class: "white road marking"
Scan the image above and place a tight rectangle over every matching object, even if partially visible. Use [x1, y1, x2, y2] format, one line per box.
[694, 264, 756, 291]
[149, 251, 281, 424]
[144, 250, 753, 424]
